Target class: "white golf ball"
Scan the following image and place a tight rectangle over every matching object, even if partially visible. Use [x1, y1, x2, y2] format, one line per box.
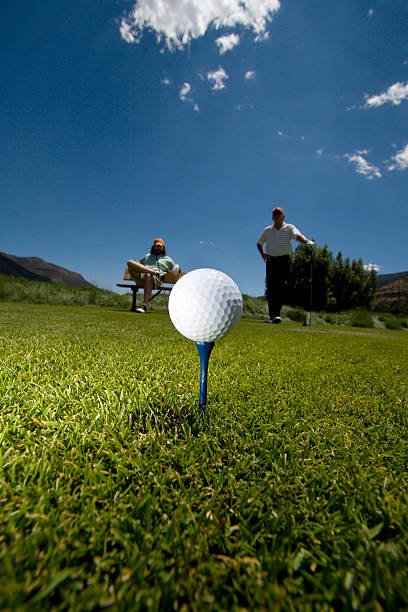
[168, 268, 243, 342]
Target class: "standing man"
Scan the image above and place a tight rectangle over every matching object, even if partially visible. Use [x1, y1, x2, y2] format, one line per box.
[127, 238, 181, 314]
[257, 207, 314, 323]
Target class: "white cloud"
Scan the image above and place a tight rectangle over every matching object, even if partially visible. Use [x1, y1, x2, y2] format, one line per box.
[207, 67, 229, 90]
[215, 33, 240, 54]
[244, 70, 256, 80]
[316, 147, 323, 155]
[363, 81, 408, 108]
[368, 9, 374, 17]
[179, 82, 192, 101]
[120, 0, 280, 51]
[387, 143, 408, 171]
[162, 78, 171, 85]
[344, 150, 382, 179]
[364, 263, 379, 272]
[180, 82, 199, 109]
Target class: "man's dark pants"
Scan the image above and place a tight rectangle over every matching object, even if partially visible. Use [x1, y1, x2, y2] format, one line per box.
[266, 255, 290, 319]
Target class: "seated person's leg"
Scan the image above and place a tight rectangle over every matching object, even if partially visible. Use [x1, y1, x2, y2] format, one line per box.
[143, 273, 153, 305]
[127, 259, 153, 277]
[135, 273, 153, 313]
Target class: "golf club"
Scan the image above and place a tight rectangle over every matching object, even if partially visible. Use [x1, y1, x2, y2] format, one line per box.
[303, 241, 314, 326]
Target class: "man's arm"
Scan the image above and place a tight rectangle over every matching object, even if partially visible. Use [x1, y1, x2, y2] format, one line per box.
[295, 234, 307, 244]
[127, 258, 158, 277]
[257, 242, 268, 261]
[295, 234, 314, 245]
[167, 257, 182, 274]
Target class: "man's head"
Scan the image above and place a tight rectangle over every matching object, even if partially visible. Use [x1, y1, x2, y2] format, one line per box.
[272, 207, 285, 227]
[151, 238, 166, 255]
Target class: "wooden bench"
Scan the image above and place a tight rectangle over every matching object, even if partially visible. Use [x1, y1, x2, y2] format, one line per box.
[117, 268, 185, 312]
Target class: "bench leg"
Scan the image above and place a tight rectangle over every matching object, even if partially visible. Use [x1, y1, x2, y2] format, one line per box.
[131, 287, 138, 312]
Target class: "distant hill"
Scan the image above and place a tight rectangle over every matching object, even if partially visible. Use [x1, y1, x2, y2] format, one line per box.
[375, 271, 408, 314]
[0, 253, 51, 283]
[0, 252, 93, 288]
[376, 270, 408, 288]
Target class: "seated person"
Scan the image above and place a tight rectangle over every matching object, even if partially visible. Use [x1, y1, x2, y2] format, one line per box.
[127, 238, 181, 314]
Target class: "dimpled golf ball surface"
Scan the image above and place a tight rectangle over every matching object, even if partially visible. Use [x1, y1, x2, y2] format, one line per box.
[168, 268, 243, 342]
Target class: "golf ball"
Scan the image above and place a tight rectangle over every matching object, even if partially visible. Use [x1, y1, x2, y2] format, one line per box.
[168, 268, 243, 342]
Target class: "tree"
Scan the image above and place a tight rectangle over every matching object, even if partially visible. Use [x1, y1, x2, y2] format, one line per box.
[288, 243, 332, 311]
[288, 245, 377, 312]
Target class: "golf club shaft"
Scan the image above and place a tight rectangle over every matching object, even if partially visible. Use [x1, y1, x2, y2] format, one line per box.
[195, 341, 215, 411]
[309, 246, 313, 325]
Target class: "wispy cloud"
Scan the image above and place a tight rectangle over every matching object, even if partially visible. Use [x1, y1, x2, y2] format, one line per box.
[179, 82, 192, 101]
[236, 101, 254, 111]
[387, 143, 408, 171]
[363, 81, 408, 108]
[244, 70, 256, 80]
[120, 0, 280, 51]
[207, 67, 229, 90]
[179, 82, 199, 110]
[215, 33, 240, 54]
[344, 150, 382, 179]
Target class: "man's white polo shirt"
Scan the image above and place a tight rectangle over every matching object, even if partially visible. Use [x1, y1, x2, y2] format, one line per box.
[257, 223, 301, 256]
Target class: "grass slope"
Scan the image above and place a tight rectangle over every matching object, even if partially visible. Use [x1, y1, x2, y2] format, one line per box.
[2, 274, 408, 328]
[0, 274, 131, 309]
[0, 303, 407, 610]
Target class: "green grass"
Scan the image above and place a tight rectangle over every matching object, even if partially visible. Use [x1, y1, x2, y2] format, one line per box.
[0, 303, 407, 610]
[0, 274, 131, 308]
[349, 309, 374, 329]
[378, 314, 404, 331]
[3, 275, 408, 329]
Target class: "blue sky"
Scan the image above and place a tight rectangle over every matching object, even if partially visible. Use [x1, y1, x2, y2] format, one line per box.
[1, 0, 407, 296]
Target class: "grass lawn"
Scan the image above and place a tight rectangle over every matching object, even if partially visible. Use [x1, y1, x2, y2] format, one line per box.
[0, 302, 407, 610]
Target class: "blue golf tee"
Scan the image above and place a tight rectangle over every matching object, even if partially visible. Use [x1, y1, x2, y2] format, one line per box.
[195, 341, 215, 411]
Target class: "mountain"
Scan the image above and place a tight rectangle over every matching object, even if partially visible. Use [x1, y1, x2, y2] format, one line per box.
[0, 252, 93, 288]
[376, 271, 408, 288]
[375, 271, 408, 314]
[0, 253, 51, 282]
